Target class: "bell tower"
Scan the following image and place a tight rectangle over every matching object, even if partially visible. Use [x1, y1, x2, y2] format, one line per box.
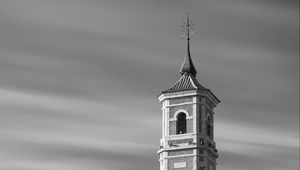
[157, 14, 220, 170]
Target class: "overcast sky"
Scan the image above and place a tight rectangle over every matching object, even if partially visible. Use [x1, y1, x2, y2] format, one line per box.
[0, 1, 298, 170]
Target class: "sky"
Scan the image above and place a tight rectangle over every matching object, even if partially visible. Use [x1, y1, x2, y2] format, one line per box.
[0, 0, 298, 170]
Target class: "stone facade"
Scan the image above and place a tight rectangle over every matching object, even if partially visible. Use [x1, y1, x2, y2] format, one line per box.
[158, 90, 219, 170]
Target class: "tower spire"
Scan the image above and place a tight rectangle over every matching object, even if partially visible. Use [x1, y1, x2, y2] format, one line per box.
[180, 13, 197, 76]
[157, 15, 220, 170]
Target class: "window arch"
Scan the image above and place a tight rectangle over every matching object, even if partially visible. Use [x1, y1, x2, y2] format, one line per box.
[176, 113, 187, 134]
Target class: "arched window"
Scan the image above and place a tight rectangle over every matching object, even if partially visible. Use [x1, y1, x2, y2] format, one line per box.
[207, 124, 212, 137]
[207, 115, 211, 122]
[206, 115, 212, 138]
[176, 113, 187, 134]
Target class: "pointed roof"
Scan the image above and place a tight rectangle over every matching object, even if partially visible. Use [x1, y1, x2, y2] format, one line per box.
[162, 73, 207, 94]
[163, 14, 201, 94]
[180, 38, 197, 76]
[180, 14, 197, 76]
[159, 14, 220, 104]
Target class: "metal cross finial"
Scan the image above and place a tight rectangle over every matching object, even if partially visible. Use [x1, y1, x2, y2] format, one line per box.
[181, 13, 194, 40]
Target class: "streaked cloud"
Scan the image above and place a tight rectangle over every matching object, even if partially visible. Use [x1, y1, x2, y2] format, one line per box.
[0, 0, 298, 170]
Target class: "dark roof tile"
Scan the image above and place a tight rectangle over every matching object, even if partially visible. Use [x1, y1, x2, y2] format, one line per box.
[162, 73, 207, 94]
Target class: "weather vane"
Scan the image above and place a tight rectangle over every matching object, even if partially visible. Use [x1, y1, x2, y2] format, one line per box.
[180, 13, 195, 40]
